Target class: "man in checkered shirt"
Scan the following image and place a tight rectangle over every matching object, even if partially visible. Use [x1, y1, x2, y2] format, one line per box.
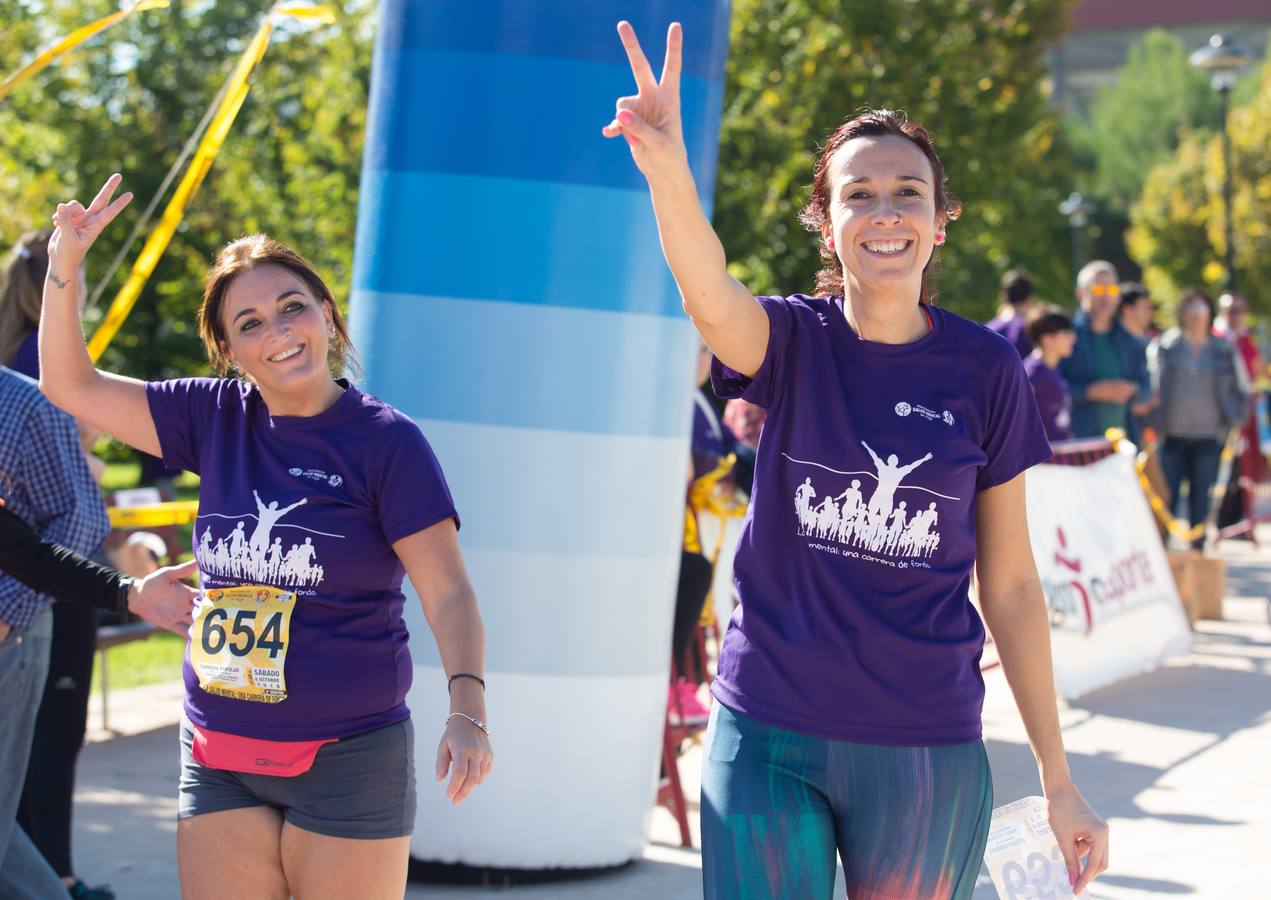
[0, 364, 108, 897]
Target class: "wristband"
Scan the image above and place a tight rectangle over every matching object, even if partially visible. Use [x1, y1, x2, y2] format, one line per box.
[115, 575, 135, 622]
[448, 673, 485, 693]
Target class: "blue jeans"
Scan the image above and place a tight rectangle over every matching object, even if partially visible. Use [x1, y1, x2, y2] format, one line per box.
[0, 607, 67, 899]
[1160, 437, 1224, 549]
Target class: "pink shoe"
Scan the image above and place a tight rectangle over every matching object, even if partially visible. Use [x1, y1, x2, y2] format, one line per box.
[668, 680, 710, 727]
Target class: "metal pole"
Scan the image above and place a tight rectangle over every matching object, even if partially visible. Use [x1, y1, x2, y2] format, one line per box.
[1071, 222, 1082, 285]
[1219, 85, 1237, 292]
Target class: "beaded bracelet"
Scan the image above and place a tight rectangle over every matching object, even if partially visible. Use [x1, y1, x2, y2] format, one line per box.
[446, 712, 490, 736]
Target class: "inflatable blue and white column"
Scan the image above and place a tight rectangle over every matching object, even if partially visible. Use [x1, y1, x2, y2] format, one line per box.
[349, 1, 732, 868]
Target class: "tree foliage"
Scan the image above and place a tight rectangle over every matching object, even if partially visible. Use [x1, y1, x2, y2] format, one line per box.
[715, 0, 1079, 320]
[1128, 52, 1271, 315]
[4, 0, 1086, 380]
[0, 0, 372, 380]
[1075, 30, 1220, 215]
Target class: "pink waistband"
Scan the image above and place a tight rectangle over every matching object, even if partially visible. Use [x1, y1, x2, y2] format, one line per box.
[192, 725, 336, 778]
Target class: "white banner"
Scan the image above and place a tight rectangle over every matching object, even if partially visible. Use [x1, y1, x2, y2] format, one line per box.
[1027, 448, 1192, 699]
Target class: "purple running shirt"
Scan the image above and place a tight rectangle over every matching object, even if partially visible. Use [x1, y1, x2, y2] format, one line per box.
[711, 296, 1051, 745]
[147, 378, 457, 741]
[1023, 355, 1073, 443]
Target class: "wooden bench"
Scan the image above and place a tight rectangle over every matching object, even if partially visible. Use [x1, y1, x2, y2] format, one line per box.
[95, 621, 159, 732]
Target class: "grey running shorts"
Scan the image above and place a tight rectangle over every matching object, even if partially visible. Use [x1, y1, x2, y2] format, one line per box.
[178, 717, 416, 840]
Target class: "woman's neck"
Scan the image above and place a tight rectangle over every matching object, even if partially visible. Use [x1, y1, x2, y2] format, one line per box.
[1182, 326, 1209, 347]
[842, 288, 929, 345]
[258, 376, 345, 418]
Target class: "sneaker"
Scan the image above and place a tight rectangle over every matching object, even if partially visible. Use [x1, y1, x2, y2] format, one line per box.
[668, 680, 710, 727]
[68, 881, 115, 900]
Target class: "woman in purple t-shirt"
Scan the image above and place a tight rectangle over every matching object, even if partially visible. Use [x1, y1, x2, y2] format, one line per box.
[37, 176, 493, 899]
[605, 22, 1107, 898]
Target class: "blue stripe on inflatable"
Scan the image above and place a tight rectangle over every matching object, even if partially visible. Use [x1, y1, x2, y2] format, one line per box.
[350, 291, 697, 437]
[352, 171, 688, 316]
[376, 0, 731, 81]
[364, 50, 724, 192]
[414, 418, 689, 558]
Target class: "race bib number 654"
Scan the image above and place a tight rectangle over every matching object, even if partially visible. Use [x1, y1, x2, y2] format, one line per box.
[190, 585, 295, 704]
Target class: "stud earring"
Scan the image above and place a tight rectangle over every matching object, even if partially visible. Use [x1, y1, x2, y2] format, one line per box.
[827, 237, 836, 252]
[934, 233, 945, 246]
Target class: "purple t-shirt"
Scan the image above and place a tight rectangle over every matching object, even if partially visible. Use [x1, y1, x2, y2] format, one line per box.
[691, 389, 735, 479]
[987, 311, 1033, 358]
[1023, 355, 1072, 443]
[147, 378, 457, 741]
[11, 329, 39, 380]
[711, 296, 1051, 745]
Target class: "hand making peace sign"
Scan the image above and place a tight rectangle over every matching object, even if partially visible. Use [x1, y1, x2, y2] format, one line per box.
[47, 172, 133, 272]
[601, 21, 688, 181]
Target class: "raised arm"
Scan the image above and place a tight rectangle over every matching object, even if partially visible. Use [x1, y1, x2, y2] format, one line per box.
[900, 452, 933, 476]
[602, 22, 768, 377]
[860, 440, 882, 467]
[39, 174, 162, 458]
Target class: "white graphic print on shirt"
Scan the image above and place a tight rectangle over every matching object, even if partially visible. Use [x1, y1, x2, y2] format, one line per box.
[194, 490, 344, 586]
[788, 441, 961, 564]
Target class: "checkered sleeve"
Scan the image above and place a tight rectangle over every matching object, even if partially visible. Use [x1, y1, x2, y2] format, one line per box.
[0, 386, 109, 630]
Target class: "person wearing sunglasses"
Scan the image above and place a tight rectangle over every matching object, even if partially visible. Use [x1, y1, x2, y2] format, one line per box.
[1059, 261, 1150, 440]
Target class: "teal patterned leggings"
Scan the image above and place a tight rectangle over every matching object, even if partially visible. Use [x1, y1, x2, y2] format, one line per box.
[700, 703, 993, 899]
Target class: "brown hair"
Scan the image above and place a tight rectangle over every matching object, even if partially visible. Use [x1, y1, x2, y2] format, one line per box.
[798, 109, 961, 301]
[197, 235, 360, 379]
[1176, 287, 1215, 326]
[0, 229, 52, 367]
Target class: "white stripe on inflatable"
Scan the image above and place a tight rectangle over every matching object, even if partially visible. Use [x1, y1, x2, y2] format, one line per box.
[406, 664, 668, 867]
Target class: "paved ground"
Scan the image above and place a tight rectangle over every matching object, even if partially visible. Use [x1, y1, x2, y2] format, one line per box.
[69, 534, 1269, 898]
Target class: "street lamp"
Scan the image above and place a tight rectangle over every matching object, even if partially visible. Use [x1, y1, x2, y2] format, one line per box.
[1190, 34, 1255, 292]
[1058, 191, 1096, 284]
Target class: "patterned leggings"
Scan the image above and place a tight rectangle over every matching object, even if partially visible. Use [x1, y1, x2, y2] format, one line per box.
[700, 703, 992, 899]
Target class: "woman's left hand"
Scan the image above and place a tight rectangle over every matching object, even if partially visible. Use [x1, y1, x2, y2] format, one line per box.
[1047, 781, 1108, 894]
[435, 717, 493, 805]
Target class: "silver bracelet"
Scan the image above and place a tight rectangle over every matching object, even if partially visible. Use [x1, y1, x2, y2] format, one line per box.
[445, 712, 490, 736]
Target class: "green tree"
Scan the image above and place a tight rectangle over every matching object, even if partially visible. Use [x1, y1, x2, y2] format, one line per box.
[1077, 30, 1220, 215]
[1128, 52, 1271, 316]
[0, 0, 372, 380]
[715, 0, 1079, 320]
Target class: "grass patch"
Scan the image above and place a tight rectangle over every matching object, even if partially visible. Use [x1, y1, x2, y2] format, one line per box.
[100, 461, 142, 493]
[91, 631, 186, 692]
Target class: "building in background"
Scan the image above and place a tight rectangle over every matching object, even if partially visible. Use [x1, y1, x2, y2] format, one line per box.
[1053, 0, 1271, 115]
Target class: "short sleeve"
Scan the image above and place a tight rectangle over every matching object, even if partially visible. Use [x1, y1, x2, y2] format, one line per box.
[144, 378, 231, 474]
[978, 348, 1054, 491]
[374, 419, 460, 544]
[710, 295, 795, 409]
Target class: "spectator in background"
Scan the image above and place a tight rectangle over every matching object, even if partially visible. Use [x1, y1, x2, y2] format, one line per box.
[1023, 307, 1076, 443]
[0, 231, 53, 379]
[1118, 282, 1155, 341]
[113, 531, 168, 579]
[1117, 282, 1160, 445]
[1, 365, 111, 900]
[1060, 261, 1150, 439]
[1149, 289, 1250, 550]
[1213, 291, 1267, 528]
[692, 343, 753, 496]
[1214, 292, 1265, 384]
[722, 398, 765, 451]
[3, 230, 114, 899]
[986, 268, 1035, 358]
